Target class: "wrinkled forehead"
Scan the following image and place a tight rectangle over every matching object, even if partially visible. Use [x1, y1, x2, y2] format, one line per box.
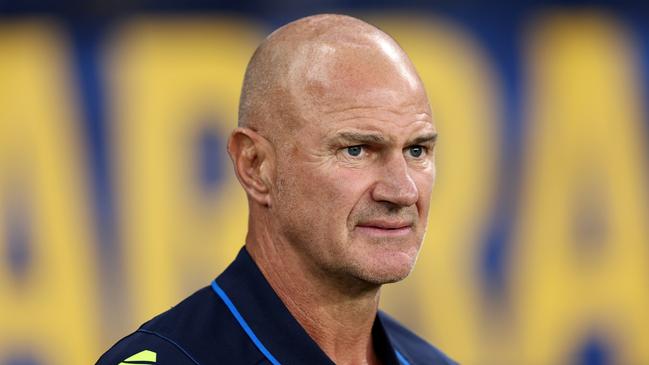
[285, 35, 431, 129]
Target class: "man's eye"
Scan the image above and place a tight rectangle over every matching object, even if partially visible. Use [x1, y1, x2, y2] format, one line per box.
[346, 145, 364, 157]
[407, 145, 425, 158]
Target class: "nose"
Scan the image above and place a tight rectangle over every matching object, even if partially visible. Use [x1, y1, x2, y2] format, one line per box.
[371, 153, 419, 207]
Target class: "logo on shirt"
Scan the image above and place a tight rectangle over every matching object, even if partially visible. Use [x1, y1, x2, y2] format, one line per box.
[119, 350, 157, 364]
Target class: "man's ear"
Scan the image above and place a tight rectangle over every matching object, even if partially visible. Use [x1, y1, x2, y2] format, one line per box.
[227, 128, 274, 207]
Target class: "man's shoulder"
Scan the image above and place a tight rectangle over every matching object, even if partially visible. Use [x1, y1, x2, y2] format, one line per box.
[96, 286, 263, 365]
[95, 330, 198, 365]
[379, 311, 459, 365]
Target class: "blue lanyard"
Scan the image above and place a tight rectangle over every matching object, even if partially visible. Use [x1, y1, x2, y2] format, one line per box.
[211, 280, 281, 365]
[211, 280, 411, 365]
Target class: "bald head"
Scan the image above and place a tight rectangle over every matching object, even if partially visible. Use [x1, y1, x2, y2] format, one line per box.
[238, 14, 428, 143]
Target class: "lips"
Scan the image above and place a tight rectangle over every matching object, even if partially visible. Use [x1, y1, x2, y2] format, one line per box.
[355, 219, 415, 238]
[354, 221, 413, 238]
[356, 220, 412, 230]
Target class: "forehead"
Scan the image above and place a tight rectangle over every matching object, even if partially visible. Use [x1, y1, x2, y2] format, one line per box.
[322, 108, 435, 142]
[296, 90, 434, 146]
[296, 41, 424, 101]
[283, 34, 433, 140]
[299, 71, 433, 137]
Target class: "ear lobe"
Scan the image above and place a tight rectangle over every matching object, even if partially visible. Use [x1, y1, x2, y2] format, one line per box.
[227, 128, 274, 207]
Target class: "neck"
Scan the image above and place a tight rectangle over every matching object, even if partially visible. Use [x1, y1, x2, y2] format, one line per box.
[245, 214, 383, 365]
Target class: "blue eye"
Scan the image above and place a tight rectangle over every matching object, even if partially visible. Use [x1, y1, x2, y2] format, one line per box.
[408, 146, 424, 157]
[346, 146, 363, 157]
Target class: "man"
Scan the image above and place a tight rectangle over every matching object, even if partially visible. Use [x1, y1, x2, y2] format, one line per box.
[98, 14, 456, 365]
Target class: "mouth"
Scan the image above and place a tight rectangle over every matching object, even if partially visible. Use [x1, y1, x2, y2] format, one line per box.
[355, 220, 413, 237]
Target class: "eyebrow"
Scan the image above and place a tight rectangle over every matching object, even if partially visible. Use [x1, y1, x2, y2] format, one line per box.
[329, 131, 438, 147]
[409, 133, 438, 145]
[330, 131, 389, 146]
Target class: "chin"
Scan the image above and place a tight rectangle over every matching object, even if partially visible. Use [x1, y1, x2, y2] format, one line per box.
[360, 272, 411, 286]
[350, 248, 419, 285]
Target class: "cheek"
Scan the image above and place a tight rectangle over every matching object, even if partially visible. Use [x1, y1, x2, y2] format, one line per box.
[322, 167, 373, 208]
[273, 163, 373, 256]
[295, 165, 373, 224]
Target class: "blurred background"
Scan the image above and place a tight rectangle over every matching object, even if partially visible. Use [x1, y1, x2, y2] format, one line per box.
[1, 0, 648, 364]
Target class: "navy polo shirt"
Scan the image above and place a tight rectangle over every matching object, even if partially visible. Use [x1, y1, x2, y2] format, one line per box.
[97, 248, 457, 365]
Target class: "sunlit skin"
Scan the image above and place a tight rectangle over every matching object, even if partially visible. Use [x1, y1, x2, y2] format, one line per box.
[228, 14, 436, 365]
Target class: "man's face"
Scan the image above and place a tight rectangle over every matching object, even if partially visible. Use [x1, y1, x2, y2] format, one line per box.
[270, 45, 436, 286]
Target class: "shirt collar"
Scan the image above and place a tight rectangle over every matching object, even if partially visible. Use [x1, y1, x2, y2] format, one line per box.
[214, 247, 400, 365]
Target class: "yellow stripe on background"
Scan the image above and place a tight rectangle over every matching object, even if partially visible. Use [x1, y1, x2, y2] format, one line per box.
[106, 17, 262, 327]
[513, 11, 649, 365]
[0, 20, 100, 365]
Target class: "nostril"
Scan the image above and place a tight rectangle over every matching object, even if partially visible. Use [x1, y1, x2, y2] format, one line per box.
[371, 178, 418, 207]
